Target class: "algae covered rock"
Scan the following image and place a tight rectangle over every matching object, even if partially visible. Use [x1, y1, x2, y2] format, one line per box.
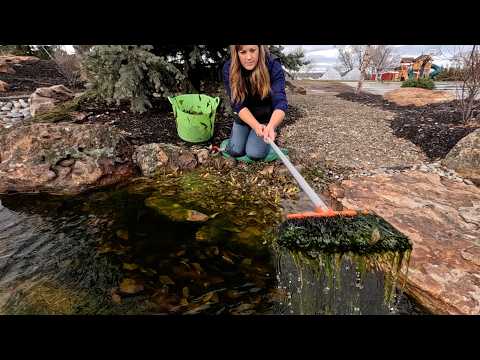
[277, 213, 412, 255]
[145, 195, 209, 222]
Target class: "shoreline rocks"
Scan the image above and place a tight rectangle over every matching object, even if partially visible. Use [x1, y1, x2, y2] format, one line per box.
[0, 122, 135, 195]
[0, 98, 31, 129]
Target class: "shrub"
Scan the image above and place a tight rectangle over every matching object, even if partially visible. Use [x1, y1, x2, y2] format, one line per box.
[51, 49, 84, 88]
[401, 78, 435, 90]
[83, 45, 186, 113]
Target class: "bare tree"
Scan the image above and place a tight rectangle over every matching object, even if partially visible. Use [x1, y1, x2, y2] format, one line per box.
[336, 46, 355, 73]
[40, 46, 83, 88]
[336, 45, 373, 75]
[453, 45, 480, 122]
[369, 45, 399, 81]
[356, 45, 372, 94]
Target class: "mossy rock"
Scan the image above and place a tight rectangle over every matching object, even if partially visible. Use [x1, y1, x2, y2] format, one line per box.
[277, 213, 412, 255]
[144, 195, 209, 223]
[27, 91, 97, 124]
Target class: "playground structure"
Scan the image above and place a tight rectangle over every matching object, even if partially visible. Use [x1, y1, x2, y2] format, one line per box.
[370, 55, 441, 81]
[399, 55, 441, 81]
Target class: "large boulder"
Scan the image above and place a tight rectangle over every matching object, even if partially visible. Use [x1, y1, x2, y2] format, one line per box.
[29, 85, 75, 117]
[0, 123, 135, 195]
[384, 88, 455, 107]
[330, 170, 480, 314]
[0, 55, 40, 74]
[442, 129, 480, 185]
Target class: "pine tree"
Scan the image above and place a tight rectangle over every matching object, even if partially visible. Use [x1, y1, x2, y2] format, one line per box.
[84, 45, 186, 113]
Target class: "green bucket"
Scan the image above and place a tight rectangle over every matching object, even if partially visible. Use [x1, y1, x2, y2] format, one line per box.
[168, 94, 220, 143]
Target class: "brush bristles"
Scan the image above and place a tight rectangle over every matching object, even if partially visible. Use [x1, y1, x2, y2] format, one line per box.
[277, 214, 412, 255]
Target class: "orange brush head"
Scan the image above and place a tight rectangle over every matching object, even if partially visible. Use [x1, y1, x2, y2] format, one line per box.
[286, 208, 361, 219]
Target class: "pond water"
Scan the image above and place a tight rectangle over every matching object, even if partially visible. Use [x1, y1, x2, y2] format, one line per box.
[0, 172, 428, 315]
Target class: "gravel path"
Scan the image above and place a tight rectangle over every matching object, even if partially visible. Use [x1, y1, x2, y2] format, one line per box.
[278, 93, 427, 175]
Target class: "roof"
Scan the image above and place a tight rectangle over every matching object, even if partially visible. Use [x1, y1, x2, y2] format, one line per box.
[414, 54, 432, 62]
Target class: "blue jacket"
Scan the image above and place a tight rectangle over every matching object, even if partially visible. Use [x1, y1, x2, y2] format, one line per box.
[223, 55, 288, 114]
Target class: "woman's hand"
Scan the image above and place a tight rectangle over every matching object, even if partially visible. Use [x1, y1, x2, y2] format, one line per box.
[254, 123, 266, 137]
[263, 124, 276, 143]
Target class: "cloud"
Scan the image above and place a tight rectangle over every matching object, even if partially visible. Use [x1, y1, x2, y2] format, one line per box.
[307, 48, 339, 58]
[283, 45, 475, 72]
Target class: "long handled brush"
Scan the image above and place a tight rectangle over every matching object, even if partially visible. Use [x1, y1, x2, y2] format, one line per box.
[267, 139, 359, 219]
[266, 139, 411, 254]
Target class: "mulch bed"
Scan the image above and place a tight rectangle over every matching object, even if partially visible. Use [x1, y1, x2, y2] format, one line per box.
[74, 98, 304, 148]
[0, 59, 82, 97]
[337, 91, 480, 160]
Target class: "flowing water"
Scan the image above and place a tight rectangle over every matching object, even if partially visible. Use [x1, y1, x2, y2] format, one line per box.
[0, 172, 427, 315]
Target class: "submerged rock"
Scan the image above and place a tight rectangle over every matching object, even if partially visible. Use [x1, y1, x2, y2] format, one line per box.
[119, 278, 144, 294]
[145, 195, 209, 223]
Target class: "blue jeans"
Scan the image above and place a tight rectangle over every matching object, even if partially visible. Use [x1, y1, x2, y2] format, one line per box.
[227, 121, 270, 160]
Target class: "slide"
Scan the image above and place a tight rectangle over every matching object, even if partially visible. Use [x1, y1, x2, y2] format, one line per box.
[429, 64, 441, 79]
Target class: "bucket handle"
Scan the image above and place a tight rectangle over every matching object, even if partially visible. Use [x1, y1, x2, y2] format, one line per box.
[168, 96, 177, 117]
[212, 96, 220, 110]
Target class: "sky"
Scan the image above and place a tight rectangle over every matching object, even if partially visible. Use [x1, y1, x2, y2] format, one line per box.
[63, 45, 473, 72]
[282, 45, 474, 72]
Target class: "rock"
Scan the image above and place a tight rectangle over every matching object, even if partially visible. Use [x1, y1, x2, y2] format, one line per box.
[0, 64, 16, 74]
[185, 210, 210, 222]
[330, 170, 480, 315]
[0, 80, 9, 92]
[259, 165, 275, 177]
[29, 85, 75, 117]
[69, 111, 87, 122]
[1, 104, 12, 111]
[19, 99, 29, 108]
[384, 88, 455, 107]
[145, 196, 209, 223]
[442, 129, 480, 186]
[132, 143, 169, 177]
[119, 278, 144, 294]
[0, 123, 135, 195]
[58, 158, 75, 167]
[13, 101, 22, 109]
[0, 55, 39, 75]
[177, 152, 198, 170]
[195, 149, 210, 164]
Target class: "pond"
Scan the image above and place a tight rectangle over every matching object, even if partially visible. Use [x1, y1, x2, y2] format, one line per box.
[0, 170, 428, 315]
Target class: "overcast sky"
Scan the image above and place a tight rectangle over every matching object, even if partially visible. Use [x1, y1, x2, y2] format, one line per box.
[63, 45, 473, 72]
[283, 45, 474, 72]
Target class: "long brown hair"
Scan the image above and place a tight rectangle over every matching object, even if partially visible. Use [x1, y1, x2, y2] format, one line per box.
[229, 45, 271, 104]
